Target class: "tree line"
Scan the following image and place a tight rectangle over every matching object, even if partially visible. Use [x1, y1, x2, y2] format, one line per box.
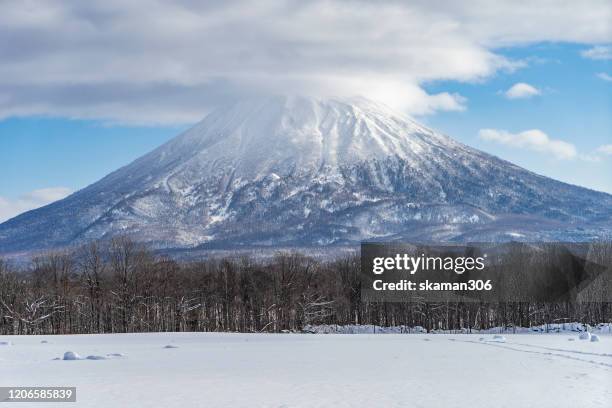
[1, 237, 610, 335]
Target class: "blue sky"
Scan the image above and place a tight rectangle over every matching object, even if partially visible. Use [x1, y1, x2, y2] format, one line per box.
[423, 43, 612, 193]
[0, 1, 611, 222]
[0, 119, 185, 198]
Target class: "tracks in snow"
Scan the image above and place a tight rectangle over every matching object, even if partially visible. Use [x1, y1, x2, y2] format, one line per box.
[450, 338, 612, 369]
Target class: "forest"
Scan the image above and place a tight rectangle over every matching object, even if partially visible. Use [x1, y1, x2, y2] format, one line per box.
[1, 237, 610, 335]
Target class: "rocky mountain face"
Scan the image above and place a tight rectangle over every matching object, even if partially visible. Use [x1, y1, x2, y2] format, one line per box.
[1, 95, 611, 254]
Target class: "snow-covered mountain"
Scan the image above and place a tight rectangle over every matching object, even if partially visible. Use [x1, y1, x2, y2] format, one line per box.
[1, 95, 611, 254]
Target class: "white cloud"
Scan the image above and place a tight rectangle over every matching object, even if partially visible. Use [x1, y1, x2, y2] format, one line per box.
[327, 78, 467, 115]
[0, 1, 610, 123]
[479, 129, 577, 159]
[504, 82, 541, 99]
[581, 45, 612, 60]
[479, 129, 612, 161]
[597, 72, 612, 81]
[596, 144, 612, 155]
[0, 187, 72, 223]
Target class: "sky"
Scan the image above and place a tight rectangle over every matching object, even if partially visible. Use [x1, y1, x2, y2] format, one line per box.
[0, 0, 611, 222]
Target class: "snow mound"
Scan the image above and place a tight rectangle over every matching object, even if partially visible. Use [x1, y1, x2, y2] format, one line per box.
[590, 334, 600, 342]
[487, 335, 506, 343]
[163, 345, 179, 349]
[106, 353, 125, 358]
[86, 355, 107, 360]
[578, 332, 591, 340]
[0, 341, 12, 346]
[40, 340, 49, 344]
[63, 351, 81, 360]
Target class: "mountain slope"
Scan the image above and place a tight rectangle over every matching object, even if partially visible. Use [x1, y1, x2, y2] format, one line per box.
[1, 95, 611, 253]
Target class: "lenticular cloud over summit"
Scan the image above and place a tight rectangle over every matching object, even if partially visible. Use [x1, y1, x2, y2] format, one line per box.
[0, 95, 610, 253]
[1, 1, 610, 124]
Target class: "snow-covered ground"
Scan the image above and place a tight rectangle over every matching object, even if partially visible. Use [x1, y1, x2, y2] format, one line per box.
[1, 332, 611, 408]
[304, 322, 612, 334]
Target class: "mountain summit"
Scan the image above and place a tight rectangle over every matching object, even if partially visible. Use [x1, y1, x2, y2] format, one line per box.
[1, 95, 611, 253]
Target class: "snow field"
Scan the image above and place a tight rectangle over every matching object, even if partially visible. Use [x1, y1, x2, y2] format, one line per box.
[0, 332, 610, 408]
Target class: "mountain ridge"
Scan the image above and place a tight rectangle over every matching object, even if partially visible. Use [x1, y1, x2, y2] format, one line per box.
[1, 95, 611, 254]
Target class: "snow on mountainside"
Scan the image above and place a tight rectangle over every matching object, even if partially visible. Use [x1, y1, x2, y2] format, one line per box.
[1, 95, 611, 253]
